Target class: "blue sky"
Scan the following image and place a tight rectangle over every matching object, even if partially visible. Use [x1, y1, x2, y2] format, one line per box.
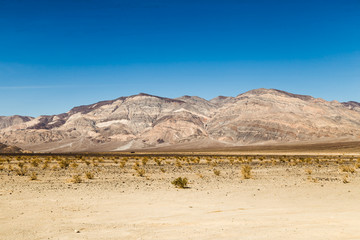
[0, 0, 359, 116]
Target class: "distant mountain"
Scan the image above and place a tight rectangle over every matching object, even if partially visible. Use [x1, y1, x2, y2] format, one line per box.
[0, 143, 23, 153]
[0, 115, 33, 129]
[0, 88, 360, 152]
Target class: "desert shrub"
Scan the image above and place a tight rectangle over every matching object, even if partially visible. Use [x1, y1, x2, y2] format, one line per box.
[120, 161, 126, 168]
[42, 161, 49, 170]
[71, 162, 79, 169]
[154, 158, 162, 166]
[160, 168, 166, 173]
[340, 165, 355, 173]
[175, 160, 182, 168]
[343, 174, 350, 184]
[307, 176, 318, 183]
[142, 157, 149, 166]
[171, 177, 188, 189]
[305, 168, 312, 175]
[213, 169, 221, 176]
[136, 168, 145, 177]
[72, 174, 82, 183]
[85, 171, 94, 179]
[241, 165, 252, 179]
[29, 172, 37, 180]
[17, 162, 25, 168]
[31, 159, 40, 167]
[59, 159, 71, 169]
[133, 165, 145, 177]
[15, 166, 28, 176]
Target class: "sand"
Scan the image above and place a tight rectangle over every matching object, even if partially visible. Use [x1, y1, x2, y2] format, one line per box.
[1, 154, 360, 239]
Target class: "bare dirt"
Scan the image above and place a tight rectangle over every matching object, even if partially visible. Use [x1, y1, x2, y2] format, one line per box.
[1, 153, 360, 240]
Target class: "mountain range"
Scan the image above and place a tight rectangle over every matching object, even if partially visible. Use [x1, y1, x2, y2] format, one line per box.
[1, 88, 360, 152]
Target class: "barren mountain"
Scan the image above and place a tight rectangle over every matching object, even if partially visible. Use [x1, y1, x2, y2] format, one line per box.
[0, 143, 24, 153]
[0, 115, 33, 129]
[0, 89, 359, 152]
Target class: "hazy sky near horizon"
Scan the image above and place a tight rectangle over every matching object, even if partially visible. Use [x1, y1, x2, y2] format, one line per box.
[0, 0, 359, 116]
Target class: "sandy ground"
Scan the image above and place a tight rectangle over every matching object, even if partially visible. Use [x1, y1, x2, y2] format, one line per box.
[1, 154, 360, 240]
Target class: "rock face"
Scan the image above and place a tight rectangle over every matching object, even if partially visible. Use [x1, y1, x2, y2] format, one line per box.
[0, 89, 360, 152]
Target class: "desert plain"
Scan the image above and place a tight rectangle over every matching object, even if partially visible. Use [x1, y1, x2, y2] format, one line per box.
[1, 145, 360, 240]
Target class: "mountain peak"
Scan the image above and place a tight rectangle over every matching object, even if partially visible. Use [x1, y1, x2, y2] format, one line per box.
[239, 88, 314, 101]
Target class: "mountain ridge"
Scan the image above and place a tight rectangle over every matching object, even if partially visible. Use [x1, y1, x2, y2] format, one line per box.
[1, 88, 360, 152]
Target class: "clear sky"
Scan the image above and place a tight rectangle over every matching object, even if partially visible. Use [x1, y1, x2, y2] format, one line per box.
[0, 0, 359, 117]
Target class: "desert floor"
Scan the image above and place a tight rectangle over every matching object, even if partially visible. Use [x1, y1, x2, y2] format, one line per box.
[1, 153, 360, 240]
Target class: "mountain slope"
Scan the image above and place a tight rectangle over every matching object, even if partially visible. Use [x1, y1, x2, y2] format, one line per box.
[0, 89, 359, 152]
[0, 115, 33, 129]
[0, 143, 24, 153]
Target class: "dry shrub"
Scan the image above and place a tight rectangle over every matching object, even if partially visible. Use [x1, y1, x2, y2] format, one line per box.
[343, 174, 350, 184]
[154, 158, 162, 166]
[42, 161, 49, 170]
[71, 162, 79, 169]
[241, 165, 252, 179]
[31, 159, 40, 167]
[59, 159, 71, 169]
[15, 166, 28, 176]
[175, 160, 182, 168]
[340, 165, 355, 174]
[72, 174, 82, 183]
[120, 161, 126, 168]
[141, 157, 149, 166]
[85, 171, 94, 179]
[133, 165, 145, 177]
[29, 172, 37, 180]
[171, 177, 188, 189]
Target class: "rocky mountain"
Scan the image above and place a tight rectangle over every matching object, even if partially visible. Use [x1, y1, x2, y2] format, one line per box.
[0, 143, 24, 153]
[0, 115, 33, 130]
[0, 89, 360, 152]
